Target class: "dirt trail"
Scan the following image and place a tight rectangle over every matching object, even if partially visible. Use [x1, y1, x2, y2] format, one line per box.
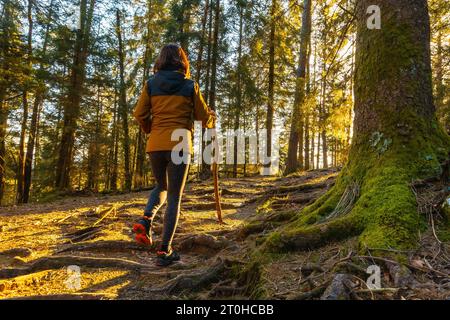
[0, 169, 448, 300]
[0, 170, 336, 299]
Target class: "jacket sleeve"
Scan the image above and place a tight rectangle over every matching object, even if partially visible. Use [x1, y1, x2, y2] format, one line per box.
[193, 82, 216, 128]
[133, 82, 152, 134]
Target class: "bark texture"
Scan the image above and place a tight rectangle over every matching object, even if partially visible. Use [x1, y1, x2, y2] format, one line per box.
[263, 0, 450, 252]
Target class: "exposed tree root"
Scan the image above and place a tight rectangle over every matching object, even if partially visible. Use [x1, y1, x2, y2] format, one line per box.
[190, 187, 248, 197]
[235, 259, 264, 298]
[147, 258, 239, 295]
[323, 181, 360, 221]
[3, 293, 114, 300]
[56, 240, 152, 254]
[65, 226, 104, 243]
[300, 263, 325, 276]
[183, 202, 242, 211]
[237, 211, 297, 240]
[264, 181, 333, 198]
[263, 214, 363, 252]
[270, 195, 316, 207]
[92, 206, 117, 227]
[287, 283, 328, 300]
[208, 284, 245, 297]
[356, 255, 449, 277]
[0, 255, 151, 279]
[176, 234, 232, 254]
[0, 247, 33, 258]
[237, 221, 282, 240]
[333, 261, 368, 278]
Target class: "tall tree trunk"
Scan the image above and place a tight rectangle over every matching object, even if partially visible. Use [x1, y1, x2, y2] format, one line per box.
[319, 11, 328, 170]
[17, 0, 34, 203]
[0, 0, 16, 204]
[321, 129, 327, 168]
[0, 90, 6, 205]
[204, 2, 213, 103]
[23, 2, 52, 202]
[201, 0, 219, 179]
[87, 86, 101, 190]
[178, 0, 191, 52]
[434, 31, 448, 133]
[55, 0, 95, 190]
[195, 0, 210, 84]
[264, 0, 450, 253]
[196, 0, 210, 178]
[208, 0, 220, 111]
[109, 87, 119, 191]
[233, 3, 244, 178]
[304, 39, 311, 171]
[310, 131, 314, 170]
[264, 0, 276, 174]
[285, 0, 311, 174]
[134, 0, 154, 189]
[316, 130, 320, 168]
[16, 93, 29, 203]
[116, 9, 132, 191]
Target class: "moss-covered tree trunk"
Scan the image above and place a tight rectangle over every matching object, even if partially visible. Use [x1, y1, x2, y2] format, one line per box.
[264, 0, 450, 252]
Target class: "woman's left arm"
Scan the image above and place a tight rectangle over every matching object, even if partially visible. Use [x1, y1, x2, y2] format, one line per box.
[133, 82, 152, 133]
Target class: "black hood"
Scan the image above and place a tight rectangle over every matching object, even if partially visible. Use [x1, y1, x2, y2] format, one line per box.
[152, 70, 187, 95]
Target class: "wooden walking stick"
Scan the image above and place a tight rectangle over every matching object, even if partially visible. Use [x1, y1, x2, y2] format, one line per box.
[211, 128, 223, 224]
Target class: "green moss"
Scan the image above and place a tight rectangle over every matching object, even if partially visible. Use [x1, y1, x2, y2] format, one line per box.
[263, 231, 283, 251]
[437, 229, 450, 242]
[290, 177, 348, 227]
[256, 198, 276, 214]
[235, 252, 269, 299]
[353, 165, 425, 250]
[261, 119, 449, 253]
[263, 214, 364, 252]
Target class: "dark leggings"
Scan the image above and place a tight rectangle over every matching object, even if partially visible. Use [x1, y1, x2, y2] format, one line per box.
[144, 151, 190, 252]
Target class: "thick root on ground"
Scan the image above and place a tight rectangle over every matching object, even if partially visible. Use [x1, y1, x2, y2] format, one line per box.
[148, 258, 239, 296]
[263, 214, 363, 252]
[56, 240, 152, 254]
[4, 293, 115, 300]
[237, 211, 297, 239]
[0, 255, 151, 279]
[176, 234, 232, 255]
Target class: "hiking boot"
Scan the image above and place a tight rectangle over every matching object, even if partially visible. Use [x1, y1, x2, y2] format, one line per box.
[132, 217, 153, 246]
[155, 250, 180, 267]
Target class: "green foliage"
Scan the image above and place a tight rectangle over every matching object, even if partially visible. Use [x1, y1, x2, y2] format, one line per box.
[0, 0, 449, 207]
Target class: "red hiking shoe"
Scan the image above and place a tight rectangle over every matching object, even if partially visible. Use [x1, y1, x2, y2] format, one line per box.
[155, 250, 180, 267]
[132, 217, 153, 246]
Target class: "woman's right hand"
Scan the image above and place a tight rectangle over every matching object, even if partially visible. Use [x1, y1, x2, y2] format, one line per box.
[209, 109, 218, 119]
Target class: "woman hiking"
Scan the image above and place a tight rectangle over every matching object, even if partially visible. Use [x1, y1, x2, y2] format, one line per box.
[133, 44, 216, 267]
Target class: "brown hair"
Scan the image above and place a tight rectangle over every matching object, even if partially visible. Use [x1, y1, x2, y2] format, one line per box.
[153, 44, 191, 79]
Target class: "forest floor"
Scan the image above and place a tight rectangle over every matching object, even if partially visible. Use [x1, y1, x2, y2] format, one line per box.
[0, 169, 449, 300]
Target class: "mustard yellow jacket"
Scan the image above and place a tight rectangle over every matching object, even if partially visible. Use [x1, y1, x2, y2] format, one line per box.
[133, 70, 216, 153]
